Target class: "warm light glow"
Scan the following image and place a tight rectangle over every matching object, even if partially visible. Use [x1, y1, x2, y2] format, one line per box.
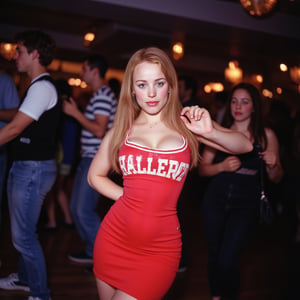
[262, 89, 273, 99]
[204, 84, 212, 94]
[280, 63, 288, 72]
[83, 31, 96, 47]
[84, 32, 95, 42]
[172, 42, 184, 60]
[255, 74, 263, 83]
[224, 61, 243, 83]
[289, 66, 300, 84]
[204, 82, 224, 94]
[80, 81, 87, 89]
[0, 42, 17, 60]
[240, 0, 277, 17]
[68, 78, 82, 87]
[276, 87, 282, 94]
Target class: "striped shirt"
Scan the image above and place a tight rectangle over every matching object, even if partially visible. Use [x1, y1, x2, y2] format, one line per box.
[81, 85, 117, 158]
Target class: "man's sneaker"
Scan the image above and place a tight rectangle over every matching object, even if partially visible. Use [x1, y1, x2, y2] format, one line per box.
[0, 273, 30, 292]
[68, 251, 93, 264]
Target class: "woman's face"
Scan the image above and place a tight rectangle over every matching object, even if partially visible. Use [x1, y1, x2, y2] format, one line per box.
[132, 61, 169, 116]
[230, 88, 254, 122]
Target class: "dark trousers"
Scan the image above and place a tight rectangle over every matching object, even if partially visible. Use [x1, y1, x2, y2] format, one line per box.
[202, 185, 258, 299]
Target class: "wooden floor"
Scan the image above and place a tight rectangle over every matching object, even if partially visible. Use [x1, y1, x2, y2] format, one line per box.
[0, 191, 299, 300]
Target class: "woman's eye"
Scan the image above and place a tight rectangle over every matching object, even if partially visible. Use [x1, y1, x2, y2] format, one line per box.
[157, 81, 164, 87]
[138, 83, 145, 88]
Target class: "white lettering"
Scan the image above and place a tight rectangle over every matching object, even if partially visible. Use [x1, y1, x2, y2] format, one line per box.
[157, 159, 168, 177]
[136, 155, 146, 174]
[119, 154, 189, 182]
[166, 160, 179, 179]
[119, 155, 128, 175]
[127, 155, 137, 174]
[147, 157, 157, 175]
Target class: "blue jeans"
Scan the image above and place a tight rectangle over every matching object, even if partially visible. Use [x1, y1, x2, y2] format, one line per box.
[202, 183, 258, 299]
[70, 157, 101, 257]
[7, 160, 57, 300]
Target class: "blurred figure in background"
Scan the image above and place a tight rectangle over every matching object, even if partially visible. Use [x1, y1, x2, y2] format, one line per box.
[108, 77, 121, 100]
[0, 30, 59, 300]
[43, 79, 80, 231]
[0, 71, 20, 269]
[177, 74, 200, 272]
[63, 55, 117, 265]
[0, 72, 20, 225]
[178, 74, 199, 107]
[199, 83, 283, 300]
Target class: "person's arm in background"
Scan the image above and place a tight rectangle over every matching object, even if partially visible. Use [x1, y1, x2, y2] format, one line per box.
[0, 111, 34, 145]
[0, 108, 19, 122]
[262, 128, 283, 183]
[199, 146, 241, 177]
[63, 97, 109, 138]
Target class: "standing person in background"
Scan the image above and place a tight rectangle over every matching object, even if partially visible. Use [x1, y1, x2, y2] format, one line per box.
[199, 82, 283, 300]
[177, 74, 199, 272]
[0, 30, 59, 300]
[108, 77, 121, 100]
[43, 79, 80, 231]
[87, 47, 253, 300]
[178, 75, 199, 107]
[63, 55, 117, 264]
[0, 71, 20, 269]
[0, 72, 20, 225]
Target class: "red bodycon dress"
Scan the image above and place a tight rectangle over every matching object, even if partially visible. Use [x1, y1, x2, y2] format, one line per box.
[93, 135, 190, 300]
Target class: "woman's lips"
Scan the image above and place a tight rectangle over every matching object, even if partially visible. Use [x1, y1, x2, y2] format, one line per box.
[146, 101, 159, 107]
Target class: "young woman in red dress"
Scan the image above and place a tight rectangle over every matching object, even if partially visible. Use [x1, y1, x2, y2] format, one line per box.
[87, 47, 253, 300]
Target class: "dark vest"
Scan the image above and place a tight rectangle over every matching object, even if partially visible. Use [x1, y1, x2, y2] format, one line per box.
[12, 75, 61, 161]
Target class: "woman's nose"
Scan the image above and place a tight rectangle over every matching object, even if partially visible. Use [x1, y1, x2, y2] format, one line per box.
[148, 86, 156, 97]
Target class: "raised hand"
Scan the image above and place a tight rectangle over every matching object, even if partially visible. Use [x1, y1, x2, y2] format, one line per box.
[180, 105, 213, 136]
[62, 97, 78, 117]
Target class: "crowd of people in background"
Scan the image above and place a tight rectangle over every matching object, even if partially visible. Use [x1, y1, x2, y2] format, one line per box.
[0, 29, 299, 300]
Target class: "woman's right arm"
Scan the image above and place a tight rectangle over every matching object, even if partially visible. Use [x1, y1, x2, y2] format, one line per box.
[87, 128, 123, 201]
[199, 146, 241, 177]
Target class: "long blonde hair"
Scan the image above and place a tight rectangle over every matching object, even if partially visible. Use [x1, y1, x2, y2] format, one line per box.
[110, 47, 199, 171]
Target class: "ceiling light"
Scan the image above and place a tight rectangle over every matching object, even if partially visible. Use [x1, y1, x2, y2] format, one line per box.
[280, 63, 288, 72]
[84, 32, 95, 42]
[84, 29, 96, 47]
[224, 61, 243, 84]
[0, 42, 17, 60]
[172, 42, 184, 60]
[255, 74, 263, 83]
[204, 82, 224, 94]
[240, 0, 277, 17]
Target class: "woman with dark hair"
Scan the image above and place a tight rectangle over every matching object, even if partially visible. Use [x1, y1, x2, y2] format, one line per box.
[199, 82, 283, 300]
[87, 48, 253, 300]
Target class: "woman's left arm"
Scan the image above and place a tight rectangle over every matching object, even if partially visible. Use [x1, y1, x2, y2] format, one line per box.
[262, 128, 284, 183]
[181, 106, 253, 154]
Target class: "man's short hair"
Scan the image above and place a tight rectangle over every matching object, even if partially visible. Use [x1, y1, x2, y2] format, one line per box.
[14, 30, 56, 67]
[85, 55, 109, 79]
